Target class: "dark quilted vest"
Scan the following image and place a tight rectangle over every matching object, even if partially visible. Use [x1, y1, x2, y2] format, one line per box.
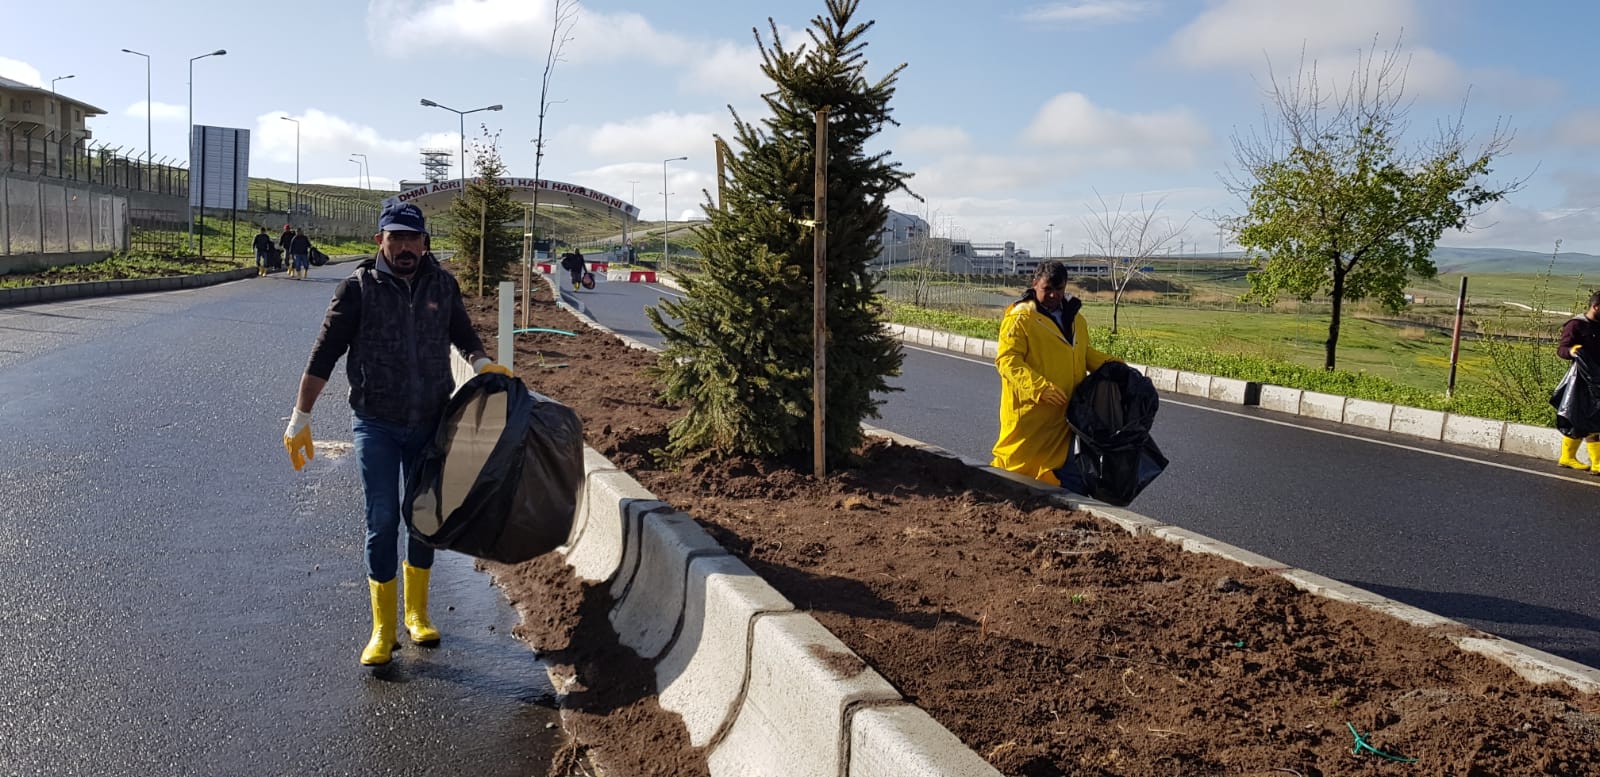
[345, 257, 459, 427]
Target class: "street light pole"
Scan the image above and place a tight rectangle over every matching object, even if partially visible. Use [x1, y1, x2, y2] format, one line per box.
[120, 50, 151, 168]
[661, 156, 686, 267]
[419, 99, 503, 179]
[187, 48, 226, 251]
[1046, 223, 1053, 261]
[50, 74, 74, 94]
[280, 116, 300, 215]
[351, 152, 370, 190]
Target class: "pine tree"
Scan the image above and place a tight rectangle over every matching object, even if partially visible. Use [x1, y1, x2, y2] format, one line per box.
[448, 130, 523, 295]
[646, 0, 910, 466]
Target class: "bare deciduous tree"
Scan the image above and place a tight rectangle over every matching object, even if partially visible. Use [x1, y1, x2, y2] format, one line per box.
[1080, 189, 1191, 333]
[522, 0, 580, 323]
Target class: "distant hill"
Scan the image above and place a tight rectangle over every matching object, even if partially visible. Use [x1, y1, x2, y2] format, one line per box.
[1171, 246, 1600, 274]
[1428, 246, 1600, 274]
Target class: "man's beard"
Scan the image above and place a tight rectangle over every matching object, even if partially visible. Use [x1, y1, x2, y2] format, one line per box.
[390, 250, 419, 277]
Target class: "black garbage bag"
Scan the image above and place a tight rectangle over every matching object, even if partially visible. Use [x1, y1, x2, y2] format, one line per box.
[403, 373, 584, 564]
[1551, 350, 1600, 438]
[1054, 361, 1168, 506]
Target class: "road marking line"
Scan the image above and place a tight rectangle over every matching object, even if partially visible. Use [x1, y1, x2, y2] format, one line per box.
[645, 283, 685, 299]
[904, 341, 1597, 487]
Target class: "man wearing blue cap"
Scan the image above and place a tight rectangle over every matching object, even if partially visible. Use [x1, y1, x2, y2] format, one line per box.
[283, 201, 513, 666]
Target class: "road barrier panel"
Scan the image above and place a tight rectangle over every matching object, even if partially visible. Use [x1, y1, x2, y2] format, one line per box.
[848, 705, 1005, 777]
[1388, 406, 1446, 440]
[564, 470, 667, 583]
[1442, 414, 1506, 451]
[1342, 398, 1395, 432]
[1208, 376, 1256, 405]
[707, 612, 902, 777]
[656, 554, 796, 746]
[1297, 391, 1346, 422]
[1175, 371, 1212, 398]
[1501, 422, 1561, 461]
[610, 510, 729, 661]
[1258, 385, 1303, 415]
[1142, 366, 1179, 393]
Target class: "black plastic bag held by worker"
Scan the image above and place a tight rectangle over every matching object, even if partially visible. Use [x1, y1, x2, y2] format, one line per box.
[1054, 361, 1168, 507]
[404, 373, 584, 564]
[1551, 349, 1600, 438]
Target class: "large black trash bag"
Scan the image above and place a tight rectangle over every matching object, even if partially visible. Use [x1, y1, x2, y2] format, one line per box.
[1054, 361, 1168, 507]
[404, 373, 584, 564]
[1551, 349, 1600, 438]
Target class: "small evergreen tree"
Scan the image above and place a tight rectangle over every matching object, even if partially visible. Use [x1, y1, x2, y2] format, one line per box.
[448, 129, 522, 294]
[647, 0, 909, 466]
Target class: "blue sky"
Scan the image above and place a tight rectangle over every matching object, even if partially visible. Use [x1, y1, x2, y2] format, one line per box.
[5, 0, 1599, 255]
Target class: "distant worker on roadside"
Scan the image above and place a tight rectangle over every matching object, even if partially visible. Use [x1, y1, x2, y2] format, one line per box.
[279, 224, 295, 268]
[560, 248, 585, 291]
[289, 229, 313, 280]
[282, 201, 512, 666]
[991, 260, 1116, 485]
[1555, 290, 1600, 471]
[253, 227, 275, 276]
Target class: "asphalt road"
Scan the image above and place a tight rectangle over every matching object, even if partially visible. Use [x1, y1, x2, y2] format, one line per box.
[570, 276, 1600, 669]
[0, 265, 561, 776]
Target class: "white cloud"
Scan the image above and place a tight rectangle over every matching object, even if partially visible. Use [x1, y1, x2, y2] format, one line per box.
[371, 0, 767, 97]
[1167, 0, 1416, 70]
[1164, 0, 1557, 105]
[568, 160, 707, 221]
[575, 112, 727, 162]
[0, 57, 42, 87]
[1024, 92, 1210, 153]
[1019, 1, 1156, 25]
[898, 126, 972, 155]
[1438, 200, 1600, 255]
[124, 101, 187, 122]
[257, 109, 457, 161]
[1552, 109, 1600, 147]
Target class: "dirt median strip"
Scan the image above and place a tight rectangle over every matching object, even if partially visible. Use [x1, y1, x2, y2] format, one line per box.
[463, 272, 1600, 776]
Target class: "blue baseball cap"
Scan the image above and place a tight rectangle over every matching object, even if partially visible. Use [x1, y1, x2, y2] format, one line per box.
[378, 202, 428, 235]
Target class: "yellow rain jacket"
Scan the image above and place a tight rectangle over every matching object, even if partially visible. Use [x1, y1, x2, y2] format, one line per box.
[991, 296, 1112, 486]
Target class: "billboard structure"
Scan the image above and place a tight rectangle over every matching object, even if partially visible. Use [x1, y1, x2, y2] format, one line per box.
[188, 125, 251, 258]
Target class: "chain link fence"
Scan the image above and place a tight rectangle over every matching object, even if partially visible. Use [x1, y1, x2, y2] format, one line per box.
[2, 129, 188, 196]
[0, 172, 128, 257]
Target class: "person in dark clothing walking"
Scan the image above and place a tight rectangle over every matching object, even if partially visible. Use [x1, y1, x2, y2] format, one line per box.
[289, 229, 313, 280]
[1556, 290, 1600, 471]
[282, 201, 512, 666]
[252, 227, 276, 276]
[560, 249, 586, 291]
[279, 224, 295, 268]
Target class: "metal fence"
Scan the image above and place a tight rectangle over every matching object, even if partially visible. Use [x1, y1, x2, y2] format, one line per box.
[1, 129, 188, 196]
[0, 172, 128, 256]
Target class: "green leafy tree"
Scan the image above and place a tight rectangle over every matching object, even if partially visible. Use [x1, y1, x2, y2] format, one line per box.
[447, 130, 522, 295]
[1226, 39, 1520, 369]
[647, 0, 909, 466]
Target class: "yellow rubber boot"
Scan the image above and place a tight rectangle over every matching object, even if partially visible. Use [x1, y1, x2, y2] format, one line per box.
[1559, 436, 1588, 470]
[361, 578, 399, 666]
[402, 561, 441, 646]
[1586, 441, 1600, 474]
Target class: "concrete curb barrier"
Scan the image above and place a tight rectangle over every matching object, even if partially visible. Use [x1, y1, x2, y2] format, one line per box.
[885, 322, 1571, 466]
[849, 705, 1007, 777]
[609, 510, 729, 660]
[861, 426, 1600, 697]
[707, 612, 904, 777]
[656, 554, 795, 746]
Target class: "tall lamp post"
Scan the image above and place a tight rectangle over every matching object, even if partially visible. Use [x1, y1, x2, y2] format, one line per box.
[187, 48, 226, 251]
[1046, 223, 1053, 261]
[120, 49, 150, 168]
[50, 74, 74, 94]
[280, 116, 300, 215]
[661, 156, 687, 267]
[350, 152, 370, 190]
[418, 99, 502, 179]
[349, 159, 364, 188]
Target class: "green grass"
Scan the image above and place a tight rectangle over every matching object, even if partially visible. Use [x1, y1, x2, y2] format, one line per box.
[882, 298, 1559, 426]
[0, 252, 246, 289]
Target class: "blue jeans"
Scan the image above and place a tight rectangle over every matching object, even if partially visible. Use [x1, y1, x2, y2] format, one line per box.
[352, 412, 434, 582]
[292, 253, 310, 271]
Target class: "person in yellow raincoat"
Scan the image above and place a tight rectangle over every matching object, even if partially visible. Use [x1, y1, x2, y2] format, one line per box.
[992, 260, 1115, 485]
